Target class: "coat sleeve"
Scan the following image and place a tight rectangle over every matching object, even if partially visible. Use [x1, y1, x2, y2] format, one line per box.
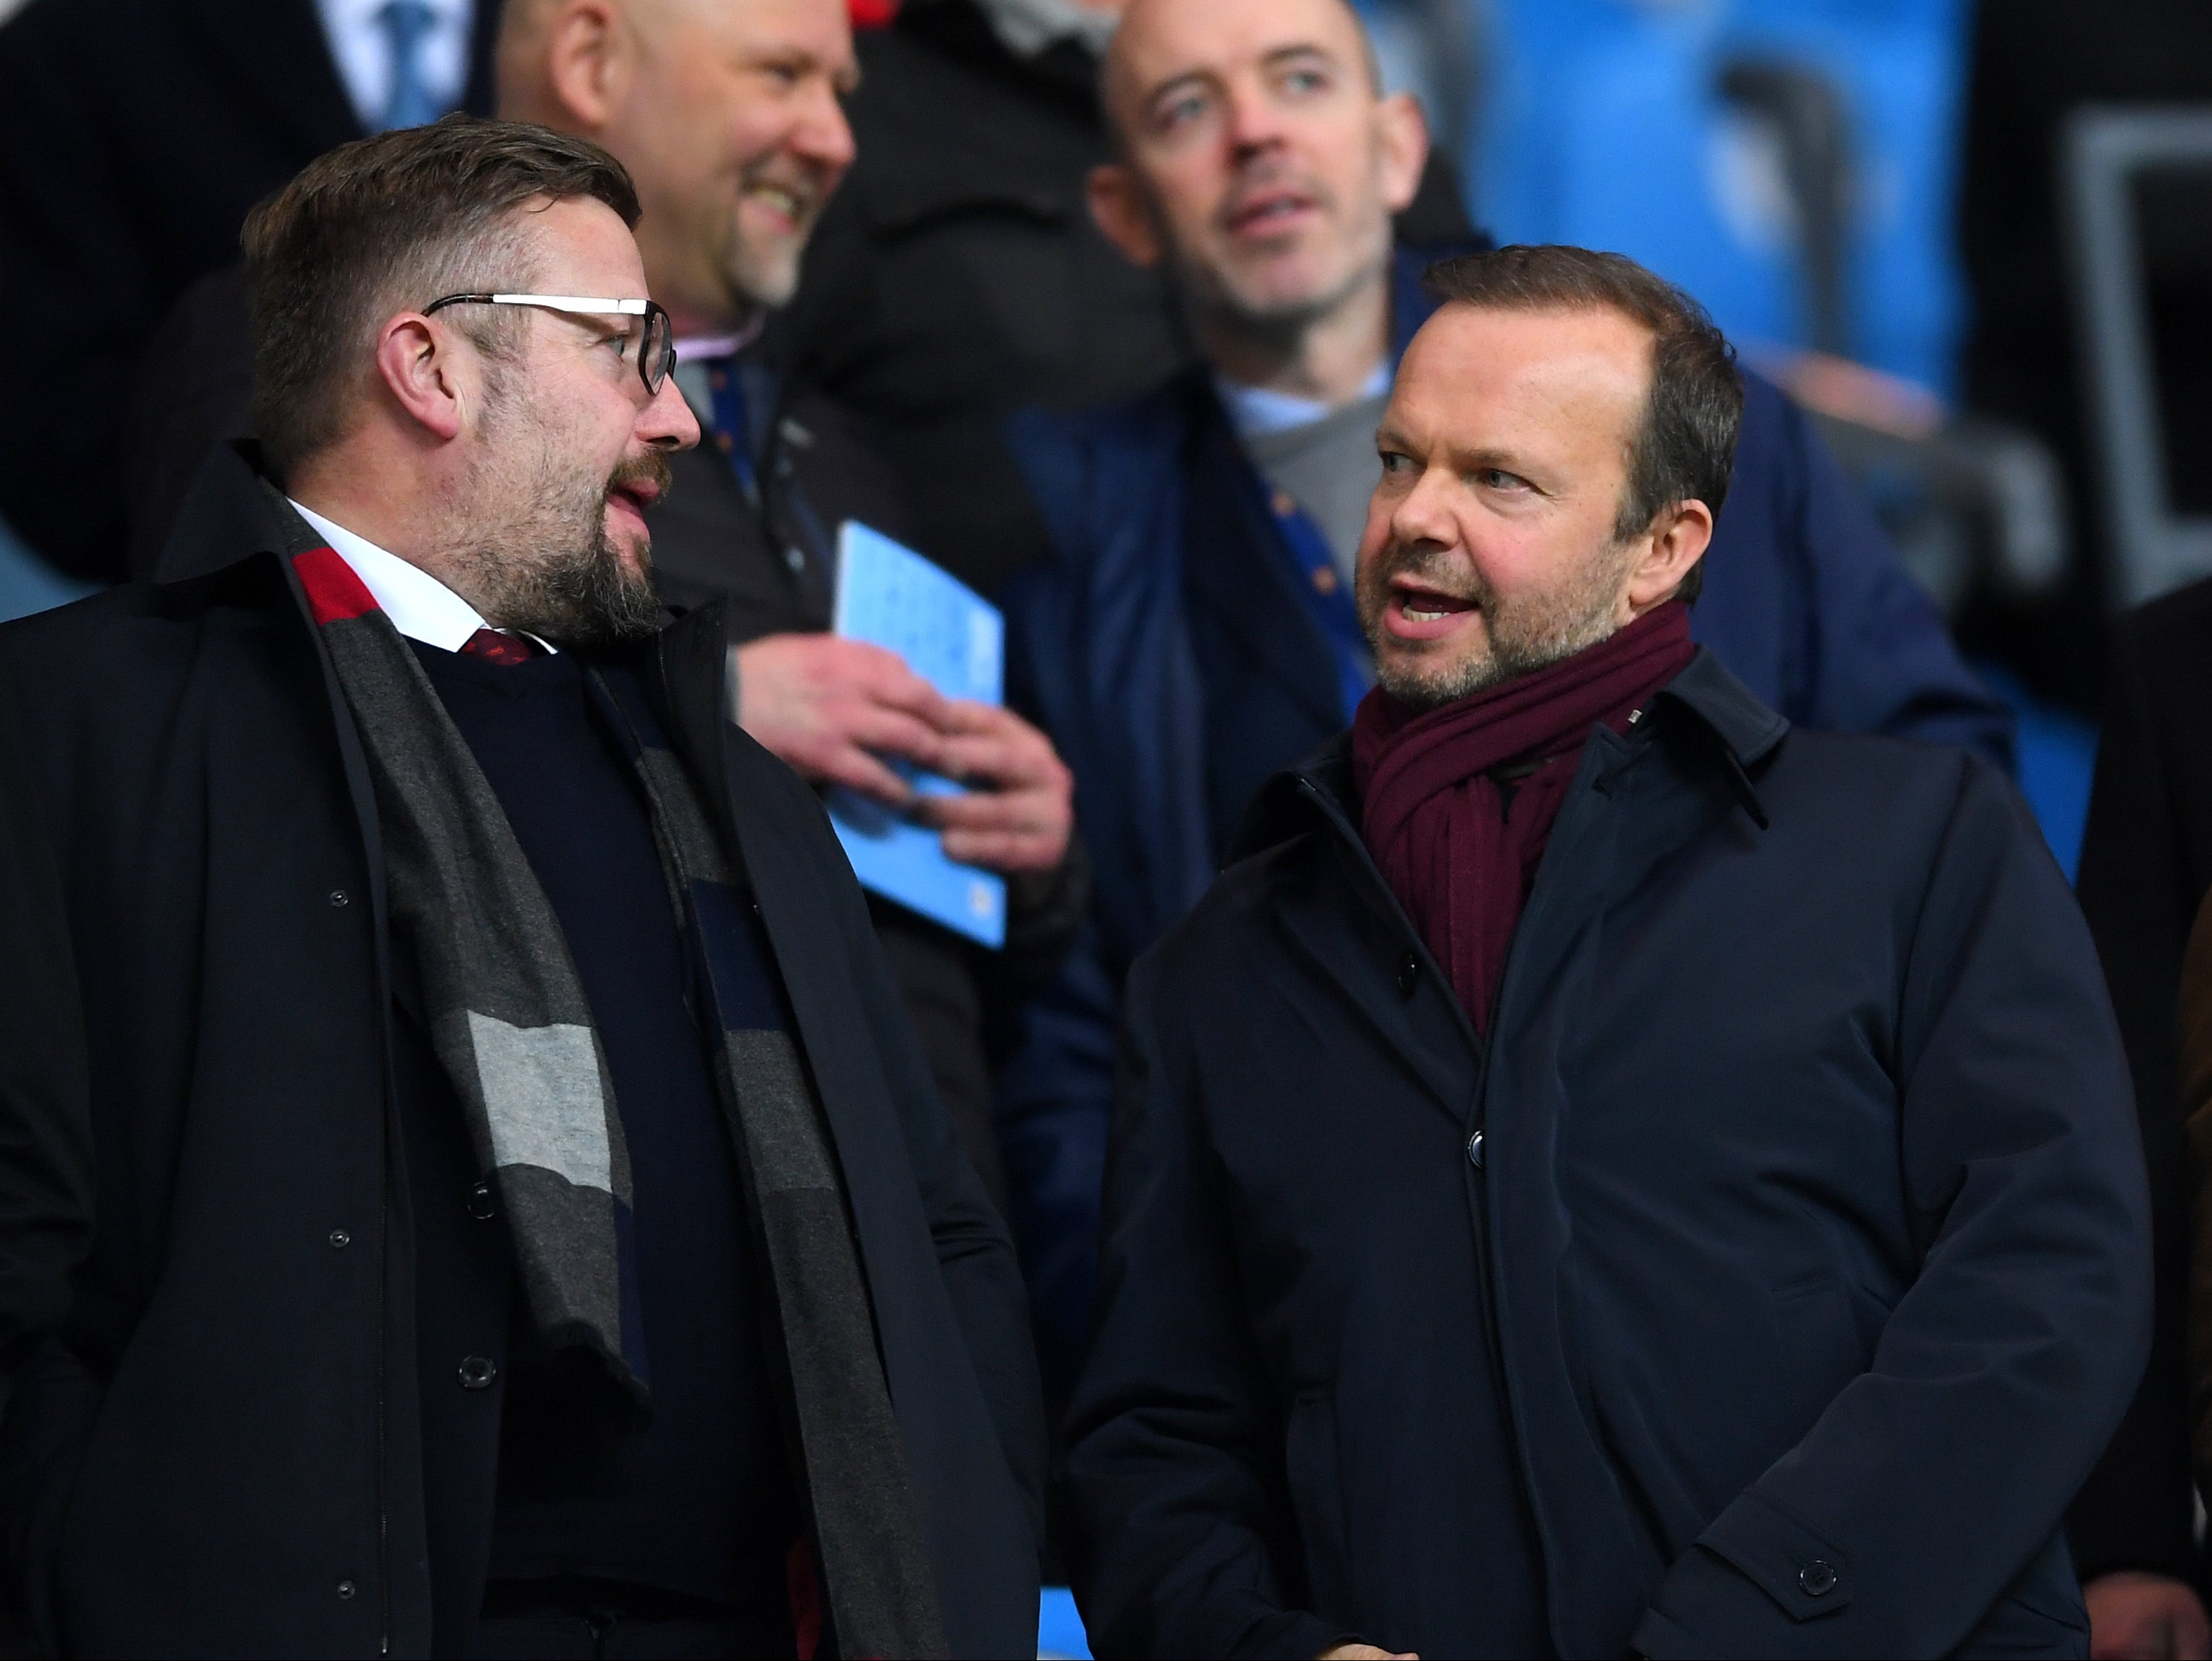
[1634, 759, 2152, 1657]
[0, 654, 94, 1378]
[2066, 615, 2203, 1583]
[1707, 376, 2018, 772]
[0, 649, 101, 1642]
[1064, 950, 1352, 1661]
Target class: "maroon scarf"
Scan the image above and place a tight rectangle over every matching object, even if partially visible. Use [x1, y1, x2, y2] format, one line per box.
[1353, 602, 1696, 1032]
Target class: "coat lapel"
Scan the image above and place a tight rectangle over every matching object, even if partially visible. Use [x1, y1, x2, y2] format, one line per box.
[652, 603, 921, 1269]
[1263, 770, 1484, 1130]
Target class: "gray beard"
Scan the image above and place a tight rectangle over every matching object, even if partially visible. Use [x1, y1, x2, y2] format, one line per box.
[1362, 542, 1634, 711]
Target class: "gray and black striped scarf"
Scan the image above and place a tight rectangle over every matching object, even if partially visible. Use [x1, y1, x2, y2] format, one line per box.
[292, 539, 947, 1658]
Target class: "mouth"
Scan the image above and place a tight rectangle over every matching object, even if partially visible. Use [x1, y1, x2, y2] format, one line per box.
[1383, 578, 1479, 641]
[740, 177, 813, 234]
[1224, 187, 1319, 239]
[605, 478, 659, 538]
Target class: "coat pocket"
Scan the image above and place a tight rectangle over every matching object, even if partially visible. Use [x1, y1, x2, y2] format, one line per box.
[1283, 1386, 1354, 1620]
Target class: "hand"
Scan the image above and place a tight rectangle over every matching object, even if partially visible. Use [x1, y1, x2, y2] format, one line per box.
[916, 701, 1075, 874]
[1318, 1647, 1417, 1660]
[733, 635, 952, 804]
[2089, 1571, 2211, 1660]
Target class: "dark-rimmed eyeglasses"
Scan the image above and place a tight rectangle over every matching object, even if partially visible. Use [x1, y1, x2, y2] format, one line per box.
[423, 293, 677, 396]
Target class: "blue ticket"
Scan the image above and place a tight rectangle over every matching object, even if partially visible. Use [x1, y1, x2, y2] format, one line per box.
[826, 521, 1007, 948]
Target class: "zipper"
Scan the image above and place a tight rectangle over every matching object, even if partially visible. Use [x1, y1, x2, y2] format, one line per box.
[1293, 767, 1571, 1565]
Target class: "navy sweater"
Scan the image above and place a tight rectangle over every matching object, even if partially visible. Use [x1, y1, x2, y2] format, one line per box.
[414, 640, 798, 1615]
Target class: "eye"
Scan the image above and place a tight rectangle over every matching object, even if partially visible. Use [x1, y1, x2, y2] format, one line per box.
[1281, 66, 1330, 96]
[1472, 467, 1530, 492]
[1378, 450, 1414, 477]
[1155, 90, 1210, 132]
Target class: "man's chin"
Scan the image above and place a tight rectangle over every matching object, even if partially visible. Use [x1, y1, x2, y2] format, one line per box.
[1375, 645, 1506, 711]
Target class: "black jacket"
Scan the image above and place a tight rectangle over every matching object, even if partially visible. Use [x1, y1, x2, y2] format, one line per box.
[2068, 576, 2212, 1588]
[1069, 652, 2149, 1659]
[0, 0, 500, 581]
[0, 465, 1045, 1657]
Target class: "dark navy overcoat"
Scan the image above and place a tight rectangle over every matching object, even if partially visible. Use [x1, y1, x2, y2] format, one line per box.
[1065, 652, 2149, 1660]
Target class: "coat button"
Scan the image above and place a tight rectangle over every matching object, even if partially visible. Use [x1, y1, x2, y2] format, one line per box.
[328, 1229, 350, 1249]
[466, 1183, 498, 1221]
[1798, 1560, 1839, 1598]
[1396, 952, 1420, 997]
[1466, 1130, 1486, 1169]
[336, 1579, 357, 1600]
[328, 889, 349, 908]
[458, 1356, 498, 1391]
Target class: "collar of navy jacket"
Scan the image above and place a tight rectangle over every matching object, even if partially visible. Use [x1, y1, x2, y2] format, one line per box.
[1221, 646, 1790, 1107]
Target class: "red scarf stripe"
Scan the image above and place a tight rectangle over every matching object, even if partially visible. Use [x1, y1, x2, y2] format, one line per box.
[1352, 602, 1696, 1032]
[292, 546, 379, 626]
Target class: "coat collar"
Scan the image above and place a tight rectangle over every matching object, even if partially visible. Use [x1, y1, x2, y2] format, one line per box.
[1231, 645, 1792, 863]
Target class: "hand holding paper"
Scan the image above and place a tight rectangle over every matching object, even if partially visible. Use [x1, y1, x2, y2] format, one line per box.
[918, 700, 1073, 874]
[732, 633, 954, 803]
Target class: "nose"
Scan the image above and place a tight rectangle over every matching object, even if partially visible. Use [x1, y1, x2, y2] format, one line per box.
[640, 373, 700, 452]
[793, 77, 858, 177]
[1390, 464, 1461, 550]
[1224, 76, 1291, 156]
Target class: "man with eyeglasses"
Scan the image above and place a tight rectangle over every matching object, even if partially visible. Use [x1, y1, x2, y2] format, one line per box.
[0, 116, 1043, 1659]
[136, 0, 1084, 1229]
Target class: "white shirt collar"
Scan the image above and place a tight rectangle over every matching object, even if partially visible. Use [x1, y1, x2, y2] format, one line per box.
[972, 0, 1119, 59]
[290, 499, 558, 655]
[1215, 359, 1394, 439]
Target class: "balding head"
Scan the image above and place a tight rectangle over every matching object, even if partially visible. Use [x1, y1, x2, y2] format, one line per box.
[495, 0, 858, 336]
[1088, 0, 1425, 352]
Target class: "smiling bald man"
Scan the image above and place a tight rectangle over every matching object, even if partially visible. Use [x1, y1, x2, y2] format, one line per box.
[1062, 245, 2148, 1661]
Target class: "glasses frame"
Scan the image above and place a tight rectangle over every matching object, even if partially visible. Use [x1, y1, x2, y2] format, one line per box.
[422, 292, 676, 397]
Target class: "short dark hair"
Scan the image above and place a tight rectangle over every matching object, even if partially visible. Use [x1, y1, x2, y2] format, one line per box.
[1420, 245, 1743, 602]
[242, 114, 642, 480]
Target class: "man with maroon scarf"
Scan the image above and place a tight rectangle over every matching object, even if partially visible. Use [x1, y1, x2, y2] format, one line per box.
[1062, 246, 2151, 1661]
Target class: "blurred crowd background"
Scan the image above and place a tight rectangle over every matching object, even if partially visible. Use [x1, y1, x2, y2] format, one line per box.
[0, 0, 2207, 867]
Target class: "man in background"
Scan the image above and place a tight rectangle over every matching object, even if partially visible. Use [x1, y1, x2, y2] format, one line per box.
[996, 0, 2018, 1409]
[0, 0, 500, 584]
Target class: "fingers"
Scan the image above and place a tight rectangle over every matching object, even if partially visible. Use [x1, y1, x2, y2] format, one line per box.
[809, 742, 916, 806]
[836, 639, 953, 725]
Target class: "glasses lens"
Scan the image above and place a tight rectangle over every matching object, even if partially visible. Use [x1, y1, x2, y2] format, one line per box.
[643, 308, 673, 395]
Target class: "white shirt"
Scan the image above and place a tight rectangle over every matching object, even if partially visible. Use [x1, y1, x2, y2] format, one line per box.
[1215, 360, 1394, 440]
[315, 0, 473, 133]
[291, 499, 558, 655]
[972, 0, 1120, 58]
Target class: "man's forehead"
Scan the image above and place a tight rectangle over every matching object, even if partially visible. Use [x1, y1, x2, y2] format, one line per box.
[1388, 304, 1652, 452]
[1111, 0, 1369, 103]
[529, 195, 649, 289]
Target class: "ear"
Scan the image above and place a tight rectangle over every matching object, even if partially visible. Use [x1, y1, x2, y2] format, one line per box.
[373, 314, 471, 445]
[1624, 498, 1715, 612]
[1375, 89, 1430, 215]
[542, 0, 627, 132]
[1088, 163, 1163, 268]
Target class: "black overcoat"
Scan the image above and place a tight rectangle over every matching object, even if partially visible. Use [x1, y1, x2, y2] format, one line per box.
[0, 479, 1045, 1657]
[1067, 652, 2151, 1660]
